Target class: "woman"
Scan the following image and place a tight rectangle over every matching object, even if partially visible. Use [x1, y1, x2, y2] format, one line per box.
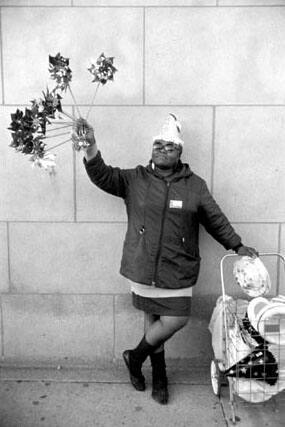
[74, 114, 258, 405]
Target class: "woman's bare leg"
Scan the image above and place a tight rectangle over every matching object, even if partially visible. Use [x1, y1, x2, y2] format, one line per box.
[123, 313, 189, 400]
[144, 313, 164, 353]
[145, 315, 189, 347]
[144, 314, 189, 404]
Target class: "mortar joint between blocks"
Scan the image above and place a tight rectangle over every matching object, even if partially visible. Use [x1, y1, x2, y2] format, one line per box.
[72, 105, 77, 223]
[6, 222, 12, 293]
[0, 8, 5, 105]
[210, 106, 216, 195]
[0, 294, 4, 359]
[143, 6, 146, 106]
[113, 295, 116, 362]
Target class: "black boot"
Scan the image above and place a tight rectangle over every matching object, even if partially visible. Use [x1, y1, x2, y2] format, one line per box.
[150, 350, 169, 405]
[123, 336, 155, 392]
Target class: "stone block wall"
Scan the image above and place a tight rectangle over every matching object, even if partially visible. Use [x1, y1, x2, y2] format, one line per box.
[0, 0, 284, 366]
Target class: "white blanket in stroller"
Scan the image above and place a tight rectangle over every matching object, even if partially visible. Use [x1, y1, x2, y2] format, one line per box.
[209, 295, 285, 402]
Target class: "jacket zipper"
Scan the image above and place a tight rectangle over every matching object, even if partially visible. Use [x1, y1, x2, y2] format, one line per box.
[152, 180, 170, 286]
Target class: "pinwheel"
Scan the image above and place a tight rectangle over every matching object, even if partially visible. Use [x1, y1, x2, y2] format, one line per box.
[30, 152, 57, 172]
[8, 51, 117, 172]
[49, 53, 72, 92]
[49, 52, 81, 118]
[86, 53, 117, 120]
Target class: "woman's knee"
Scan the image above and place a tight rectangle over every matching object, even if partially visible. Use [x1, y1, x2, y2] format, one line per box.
[145, 313, 160, 325]
[160, 315, 189, 332]
[175, 315, 189, 329]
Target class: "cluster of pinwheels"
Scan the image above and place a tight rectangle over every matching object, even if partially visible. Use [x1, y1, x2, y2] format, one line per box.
[8, 52, 117, 173]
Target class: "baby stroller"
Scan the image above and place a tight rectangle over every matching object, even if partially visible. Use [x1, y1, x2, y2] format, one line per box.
[209, 253, 285, 424]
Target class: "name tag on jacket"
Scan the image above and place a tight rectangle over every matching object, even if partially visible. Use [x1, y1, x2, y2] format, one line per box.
[169, 200, 183, 209]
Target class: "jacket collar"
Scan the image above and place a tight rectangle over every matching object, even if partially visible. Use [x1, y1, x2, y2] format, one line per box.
[146, 159, 193, 181]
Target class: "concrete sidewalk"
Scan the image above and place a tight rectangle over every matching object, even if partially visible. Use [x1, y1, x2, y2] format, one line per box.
[0, 364, 284, 427]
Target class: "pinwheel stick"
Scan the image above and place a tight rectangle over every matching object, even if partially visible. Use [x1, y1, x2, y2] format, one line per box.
[68, 85, 81, 118]
[61, 109, 77, 121]
[86, 82, 100, 121]
[46, 137, 72, 152]
[45, 131, 71, 139]
[46, 124, 73, 132]
[50, 120, 74, 125]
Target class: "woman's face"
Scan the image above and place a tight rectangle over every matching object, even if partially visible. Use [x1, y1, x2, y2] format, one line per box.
[152, 140, 182, 169]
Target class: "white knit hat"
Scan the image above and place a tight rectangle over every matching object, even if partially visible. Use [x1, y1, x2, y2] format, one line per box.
[153, 113, 184, 146]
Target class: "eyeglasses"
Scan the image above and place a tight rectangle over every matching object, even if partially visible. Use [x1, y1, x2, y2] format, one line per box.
[153, 142, 180, 153]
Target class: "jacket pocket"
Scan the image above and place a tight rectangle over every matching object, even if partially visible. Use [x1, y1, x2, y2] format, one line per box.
[181, 236, 201, 260]
[179, 236, 201, 281]
[122, 225, 149, 273]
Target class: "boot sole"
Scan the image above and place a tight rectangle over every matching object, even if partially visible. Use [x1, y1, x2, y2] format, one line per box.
[152, 388, 169, 405]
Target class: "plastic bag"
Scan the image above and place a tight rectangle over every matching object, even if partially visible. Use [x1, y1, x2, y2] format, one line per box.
[233, 256, 271, 297]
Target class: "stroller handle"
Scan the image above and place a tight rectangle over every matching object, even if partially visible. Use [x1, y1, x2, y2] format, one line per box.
[220, 252, 285, 300]
[219, 253, 285, 358]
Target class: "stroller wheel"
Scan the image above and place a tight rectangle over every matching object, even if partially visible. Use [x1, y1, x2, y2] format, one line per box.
[211, 359, 222, 397]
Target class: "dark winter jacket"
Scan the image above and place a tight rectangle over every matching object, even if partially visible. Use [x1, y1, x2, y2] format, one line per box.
[84, 151, 241, 289]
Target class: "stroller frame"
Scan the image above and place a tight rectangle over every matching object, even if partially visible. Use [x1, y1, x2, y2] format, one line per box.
[210, 252, 285, 424]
